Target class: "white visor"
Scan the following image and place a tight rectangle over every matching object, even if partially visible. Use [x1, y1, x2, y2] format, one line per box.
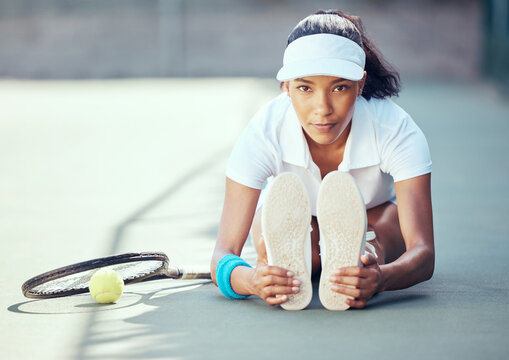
[276, 33, 366, 81]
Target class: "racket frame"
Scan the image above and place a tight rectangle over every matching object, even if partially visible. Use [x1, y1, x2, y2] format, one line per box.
[22, 252, 184, 299]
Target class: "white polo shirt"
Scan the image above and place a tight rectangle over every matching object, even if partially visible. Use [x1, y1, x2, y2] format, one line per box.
[226, 93, 432, 215]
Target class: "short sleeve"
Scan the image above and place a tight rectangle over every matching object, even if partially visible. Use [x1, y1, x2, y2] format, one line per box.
[226, 122, 277, 190]
[379, 111, 432, 183]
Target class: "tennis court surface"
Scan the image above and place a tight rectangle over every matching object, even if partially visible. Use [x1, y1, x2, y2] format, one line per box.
[2, 78, 508, 359]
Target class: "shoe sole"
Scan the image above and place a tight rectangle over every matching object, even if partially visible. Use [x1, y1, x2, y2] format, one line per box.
[317, 171, 367, 311]
[262, 173, 312, 310]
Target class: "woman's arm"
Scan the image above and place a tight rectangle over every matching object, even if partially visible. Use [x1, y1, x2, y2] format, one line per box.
[379, 173, 435, 290]
[211, 177, 299, 305]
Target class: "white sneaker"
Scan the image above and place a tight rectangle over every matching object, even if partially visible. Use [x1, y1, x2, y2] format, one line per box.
[317, 171, 367, 311]
[262, 172, 312, 310]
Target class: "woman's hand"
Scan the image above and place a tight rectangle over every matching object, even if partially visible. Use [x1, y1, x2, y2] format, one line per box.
[250, 238, 301, 306]
[329, 254, 383, 309]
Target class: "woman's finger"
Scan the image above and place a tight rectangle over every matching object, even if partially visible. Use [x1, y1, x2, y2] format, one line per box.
[345, 298, 367, 309]
[262, 285, 299, 298]
[330, 284, 365, 299]
[265, 295, 288, 306]
[262, 265, 295, 278]
[334, 266, 369, 278]
[261, 274, 301, 287]
[257, 237, 268, 265]
[329, 275, 369, 288]
[360, 254, 377, 266]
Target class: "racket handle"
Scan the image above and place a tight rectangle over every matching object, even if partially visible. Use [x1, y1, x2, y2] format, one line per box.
[170, 267, 211, 280]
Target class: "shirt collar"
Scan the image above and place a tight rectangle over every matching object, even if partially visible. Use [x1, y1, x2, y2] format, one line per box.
[279, 96, 380, 170]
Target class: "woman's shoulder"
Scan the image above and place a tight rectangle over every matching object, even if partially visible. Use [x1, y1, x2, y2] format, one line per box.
[362, 97, 411, 127]
[360, 97, 431, 181]
[359, 96, 426, 147]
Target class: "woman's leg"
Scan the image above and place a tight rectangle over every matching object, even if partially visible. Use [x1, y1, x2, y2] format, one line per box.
[251, 201, 405, 272]
[366, 202, 405, 265]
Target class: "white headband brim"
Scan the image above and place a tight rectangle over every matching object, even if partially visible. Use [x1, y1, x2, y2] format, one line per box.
[276, 33, 366, 81]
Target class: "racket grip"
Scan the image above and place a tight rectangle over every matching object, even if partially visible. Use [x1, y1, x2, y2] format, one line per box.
[179, 267, 211, 280]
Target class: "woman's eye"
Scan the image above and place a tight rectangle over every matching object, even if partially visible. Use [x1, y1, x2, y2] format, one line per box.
[297, 85, 311, 92]
[333, 85, 347, 92]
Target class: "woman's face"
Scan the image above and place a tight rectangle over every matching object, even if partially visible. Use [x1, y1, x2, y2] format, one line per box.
[285, 74, 365, 147]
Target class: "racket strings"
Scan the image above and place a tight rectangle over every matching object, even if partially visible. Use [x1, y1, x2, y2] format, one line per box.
[30, 260, 165, 295]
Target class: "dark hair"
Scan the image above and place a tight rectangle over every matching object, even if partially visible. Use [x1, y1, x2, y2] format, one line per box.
[287, 10, 401, 100]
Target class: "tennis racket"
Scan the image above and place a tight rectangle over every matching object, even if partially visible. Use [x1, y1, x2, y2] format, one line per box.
[22, 252, 211, 299]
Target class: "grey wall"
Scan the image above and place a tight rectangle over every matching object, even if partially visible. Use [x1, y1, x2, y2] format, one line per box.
[0, 0, 482, 80]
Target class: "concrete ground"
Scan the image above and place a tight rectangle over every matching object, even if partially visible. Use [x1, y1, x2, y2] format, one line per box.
[1, 78, 509, 359]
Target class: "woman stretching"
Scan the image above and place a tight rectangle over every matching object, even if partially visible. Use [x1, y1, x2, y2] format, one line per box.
[211, 9, 434, 310]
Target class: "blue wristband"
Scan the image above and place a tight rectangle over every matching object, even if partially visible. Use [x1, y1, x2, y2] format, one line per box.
[216, 254, 252, 300]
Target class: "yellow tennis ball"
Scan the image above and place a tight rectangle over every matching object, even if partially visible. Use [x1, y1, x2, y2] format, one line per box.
[89, 268, 124, 303]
